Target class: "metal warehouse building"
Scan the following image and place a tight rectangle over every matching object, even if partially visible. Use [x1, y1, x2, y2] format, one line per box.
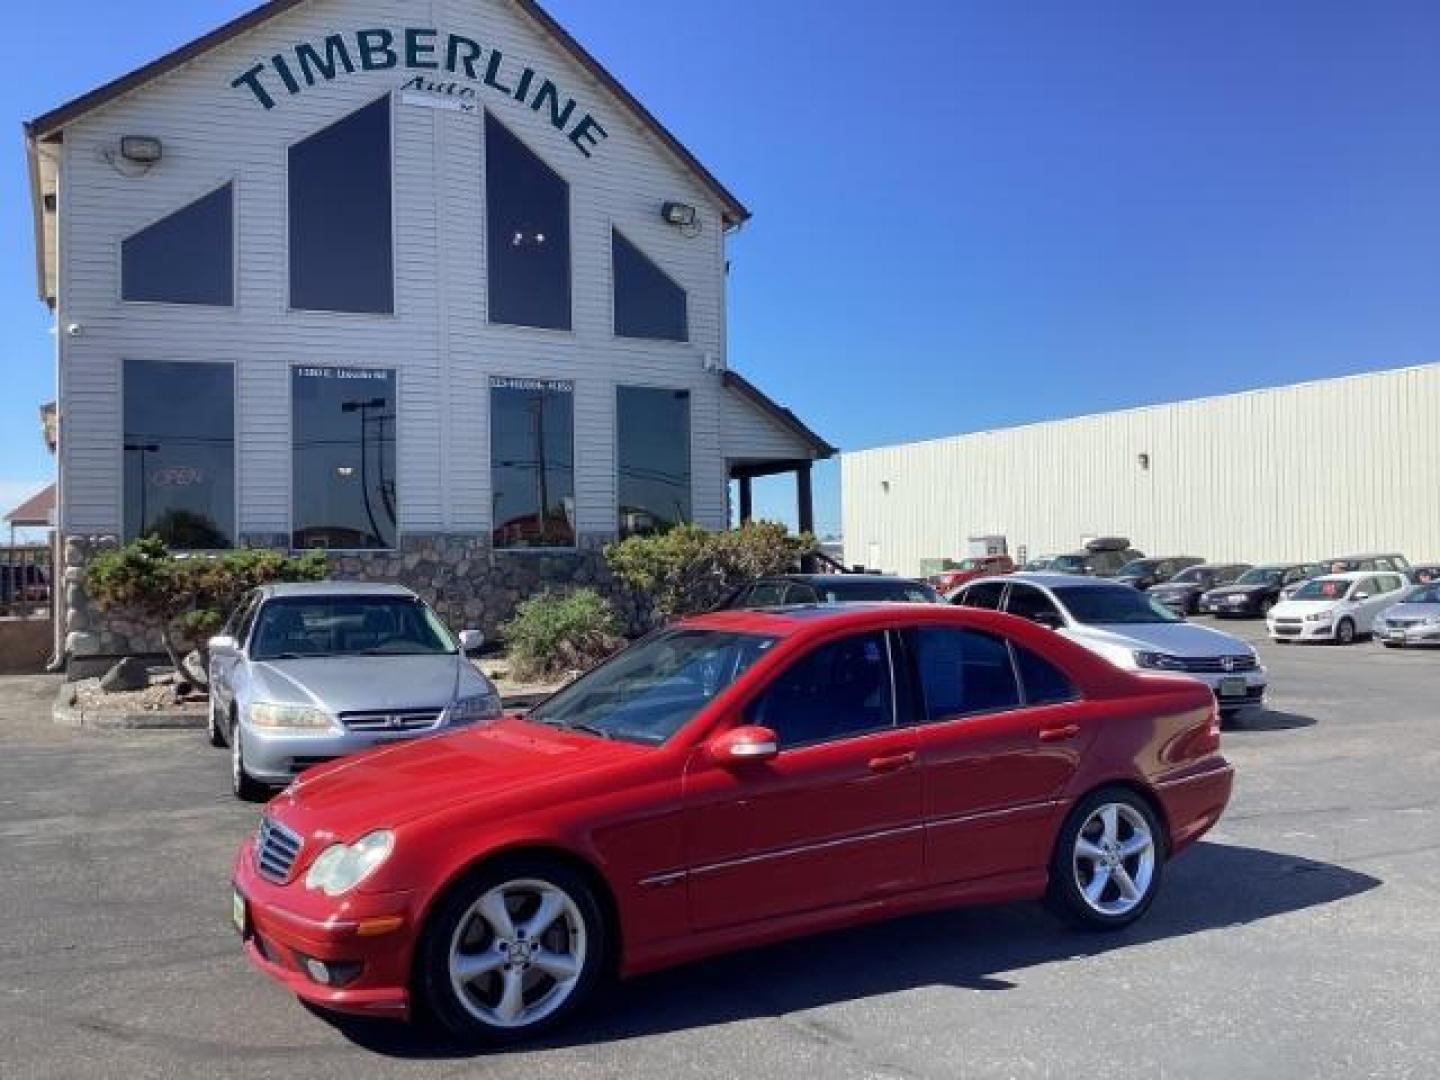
[842, 363, 1440, 576]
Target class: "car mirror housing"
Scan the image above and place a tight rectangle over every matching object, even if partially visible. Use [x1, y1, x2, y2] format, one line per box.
[458, 629, 485, 654]
[708, 725, 780, 766]
[208, 634, 238, 653]
[1351, 593, 1370, 602]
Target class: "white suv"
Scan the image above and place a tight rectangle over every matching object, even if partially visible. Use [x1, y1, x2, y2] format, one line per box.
[1267, 571, 1410, 645]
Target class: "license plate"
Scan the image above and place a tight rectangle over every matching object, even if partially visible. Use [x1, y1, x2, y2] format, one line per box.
[232, 889, 248, 937]
[1387, 631, 1406, 642]
[1219, 677, 1247, 699]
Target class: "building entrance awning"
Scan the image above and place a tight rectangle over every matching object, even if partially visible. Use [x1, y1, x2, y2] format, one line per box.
[720, 372, 835, 536]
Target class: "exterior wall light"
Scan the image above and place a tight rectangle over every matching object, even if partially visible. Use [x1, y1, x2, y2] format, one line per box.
[120, 137, 164, 164]
[662, 201, 698, 228]
[1138, 452, 1151, 471]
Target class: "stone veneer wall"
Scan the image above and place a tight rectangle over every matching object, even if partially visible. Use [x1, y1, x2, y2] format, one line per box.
[60, 533, 646, 670]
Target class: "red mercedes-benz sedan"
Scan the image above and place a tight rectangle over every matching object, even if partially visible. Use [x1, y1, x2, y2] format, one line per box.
[232, 604, 1232, 1043]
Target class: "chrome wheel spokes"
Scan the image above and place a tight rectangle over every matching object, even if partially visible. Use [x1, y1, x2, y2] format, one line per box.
[1072, 802, 1155, 917]
[448, 879, 587, 1029]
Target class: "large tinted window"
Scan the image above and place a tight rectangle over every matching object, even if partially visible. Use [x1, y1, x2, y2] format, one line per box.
[486, 113, 570, 329]
[747, 632, 895, 748]
[617, 387, 690, 537]
[1005, 583, 1063, 624]
[912, 628, 1021, 721]
[1014, 646, 1078, 706]
[613, 230, 688, 341]
[123, 360, 235, 548]
[491, 378, 575, 548]
[251, 596, 454, 660]
[1053, 586, 1181, 625]
[122, 184, 233, 305]
[289, 96, 393, 313]
[956, 580, 1006, 610]
[291, 367, 397, 549]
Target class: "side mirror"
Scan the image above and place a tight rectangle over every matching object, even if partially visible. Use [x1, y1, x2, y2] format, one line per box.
[708, 724, 779, 766]
[208, 634, 238, 654]
[458, 629, 485, 655]
[1351, 593, 1370, 602]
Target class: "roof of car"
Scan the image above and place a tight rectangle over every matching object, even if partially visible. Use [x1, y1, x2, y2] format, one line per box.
[260, 582, 418, 599]
[766, 574, 926, 585]
[1325, 553, 1405, 561]
[978, 572, 1125, 590]
[1308, 571, 1388, 583]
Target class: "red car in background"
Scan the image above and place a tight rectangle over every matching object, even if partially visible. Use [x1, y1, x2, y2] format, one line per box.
[931, 554, 1016, 595]
[232, 604, 1232, 1044]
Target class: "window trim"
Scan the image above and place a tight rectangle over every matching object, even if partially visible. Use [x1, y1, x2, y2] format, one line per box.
[610, 225, 690, 343]
[905, 625, 1029, 726]
[286, 362, 402, 554]
[613, 382, 695, 540]
[488, 375, 579, 553]
[117, 177, 239, 310]
[283, 92, 398, 319]
[1006, 640, 1083, 709]
[483, 109, 575, 334]
[118, 356, 240, 551]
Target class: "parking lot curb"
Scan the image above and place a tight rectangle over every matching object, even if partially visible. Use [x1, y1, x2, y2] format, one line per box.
[52, 683, 207, 731]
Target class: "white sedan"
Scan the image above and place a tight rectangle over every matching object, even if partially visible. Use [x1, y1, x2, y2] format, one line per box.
[952, 573, 1267, 719]
[1267, 571, 1412, 645]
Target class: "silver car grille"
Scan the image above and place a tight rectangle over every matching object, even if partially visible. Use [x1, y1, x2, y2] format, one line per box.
[1385, 617, 1422, 629]
[255, 817, 304, 884]
[1177, 655, 1259, 673]
[340, 709, 443, 734]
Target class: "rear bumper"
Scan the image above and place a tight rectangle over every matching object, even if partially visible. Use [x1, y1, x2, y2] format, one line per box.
[1155, 758, 1234, 857]
[232, 841, 417, 1019]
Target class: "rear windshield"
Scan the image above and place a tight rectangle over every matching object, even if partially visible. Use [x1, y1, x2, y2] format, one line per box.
[818, 580, 938, 603]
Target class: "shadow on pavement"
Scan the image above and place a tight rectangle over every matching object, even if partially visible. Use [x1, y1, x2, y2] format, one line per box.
[329, 841, 1379, 1059]
[1226, 709, 1317, 733]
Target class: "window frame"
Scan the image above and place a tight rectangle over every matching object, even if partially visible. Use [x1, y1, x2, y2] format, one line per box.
[610, 225, 690, 343]
[118, 178, 239, 310]
[283, 92, 398, 319]
[287, 363, 402, 553]
[488, 376, 578, 553]
[902, 625, 1030, 726]
[614, 383, 694, 540]
[118, 356, 240, 552]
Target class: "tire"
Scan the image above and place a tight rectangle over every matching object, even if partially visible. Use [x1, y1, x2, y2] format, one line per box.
[1382, 641, 1402, 650]
[230, 714, 270, 803]
[1335, 618, 1357, 646]
[418, 858, 607, 1045]
[207, 692, 227, 748]
[1219, 708, 1241, 729]
[1259, 596, 1277, 617]
[1047, 787, 1165, 931]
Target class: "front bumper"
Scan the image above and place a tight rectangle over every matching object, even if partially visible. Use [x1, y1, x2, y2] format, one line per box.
[1376, 622, 1440, 646]
[232, 840, 417, 1018]
[1187, 669, 1267, 711]
[1268, 619, 1336, 642]
[1200, 594, 1263, 616]
[240, 723, 449, 785]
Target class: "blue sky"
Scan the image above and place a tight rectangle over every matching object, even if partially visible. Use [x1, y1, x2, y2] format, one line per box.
[5, 0, 1440, 539]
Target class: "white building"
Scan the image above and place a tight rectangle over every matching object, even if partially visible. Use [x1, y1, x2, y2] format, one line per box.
[25, 0, 832, 665]
[843, 363, 1440, 576]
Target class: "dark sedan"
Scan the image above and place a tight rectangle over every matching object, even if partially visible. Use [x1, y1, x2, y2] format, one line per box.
[1112, 557, 1205, 591]
[718, 574, 941, 609]
[1199, 563, 1323, 617]
[1149, 563, 1251, 616]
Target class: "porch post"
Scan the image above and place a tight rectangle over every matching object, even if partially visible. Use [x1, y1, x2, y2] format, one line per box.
[738, 474, 753, 524]
[796, 461, 814, 535]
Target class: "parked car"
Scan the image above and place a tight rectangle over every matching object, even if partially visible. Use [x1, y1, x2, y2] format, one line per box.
[1374, 582, 1440, 648]
[1267, 571, 1411, 645]
[231, 603, 1232, 1043]
[208, 582, 500, 801]
[930, 555, 1015, 595]
[953, 573, 1266, 719]
[1022, 554, 1059, 572]
[1281, 553, 1411, 600]
[1049, 541, 1146, 578]
[1407, 564, 1440, 586]
[1111, 556, 1205, 591]
[718, 574, 940, 608]
[1149, 563, 1251, 615]
[1199, 563, 1324, 618]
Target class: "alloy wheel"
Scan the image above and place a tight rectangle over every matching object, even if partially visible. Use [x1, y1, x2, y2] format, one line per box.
[1072, 802, 1156, 918]
[447, 879, 587, 1030]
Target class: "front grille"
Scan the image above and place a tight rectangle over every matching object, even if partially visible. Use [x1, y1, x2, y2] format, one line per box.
[1385, 618, 1422, 629]
[255, 816, 304, 883]
[1274, 625, 1302, 636]
[340, 709, 443, 734]
[1176, 655, 1259, 673]
[1273, 618, 1303, 628]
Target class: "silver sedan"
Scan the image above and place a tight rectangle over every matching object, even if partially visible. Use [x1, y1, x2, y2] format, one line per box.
[207, 582, 501, 801]
[1374, 583, 1440, 648]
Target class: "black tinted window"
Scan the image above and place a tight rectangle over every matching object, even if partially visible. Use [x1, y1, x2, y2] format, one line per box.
[958, 581, 1005, 610]
[613, 230, 688, 341]
[617, 387, 691, 537]
[486, 113, 570, 329]
[491, 378, 575, 548]
[1005, 584, 1062, 623]
[122, 184, 233, 305]
[291, 367, 397, 549]
[123, 359, 235, 548]
[747, 632, 894, 748]
[1014, 646, 1078, 706]
[912, 628, 1021, 720]
[745, 581, 788, 607]
[783, 583, 820, 605]
[289, 96, 394, 313]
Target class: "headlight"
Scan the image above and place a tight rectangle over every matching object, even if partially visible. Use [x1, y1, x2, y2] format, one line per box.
[1135, 651, 1187, 671]
[304, 830, 395, 897]
[444, 692, 502, 725]
[1304, 611, 1332, 622]
[249, 701, 336, 732]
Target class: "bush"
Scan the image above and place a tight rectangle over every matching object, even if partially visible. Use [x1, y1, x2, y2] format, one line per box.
[501, 589, 625, 682]
[604, 522, 815, 621]
[86, 538, 327, 671]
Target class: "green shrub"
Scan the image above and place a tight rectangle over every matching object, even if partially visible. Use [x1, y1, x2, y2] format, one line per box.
[86, 539, 327, 671]
[604, 522, 814, 621]
[501, 589, 625, 682]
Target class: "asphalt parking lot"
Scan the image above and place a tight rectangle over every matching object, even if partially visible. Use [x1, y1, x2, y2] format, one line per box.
[2, 620, 1437, 1080]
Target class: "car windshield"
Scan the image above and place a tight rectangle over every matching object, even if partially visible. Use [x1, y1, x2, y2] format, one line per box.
[1051, 555, 1088, 572]
[1117, 560, 1161, 577]
[1053, 586, 1182, 625]
[528, 629, 779, 745]
[1291, 579, 1350, 602]
[1235, 568, 1284, 587]
[1401, 584, 1440, 605]
[250, 597, 456, 660]
[1168, 567, 1209, 585]
[955, 559, 982, 571]
[820, 580, 936, 603]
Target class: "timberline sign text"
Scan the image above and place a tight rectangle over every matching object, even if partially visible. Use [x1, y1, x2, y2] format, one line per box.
[230, 27, 610, 158]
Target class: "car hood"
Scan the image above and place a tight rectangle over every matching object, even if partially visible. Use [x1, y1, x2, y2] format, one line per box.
[1068, 621, 1254, 658]
[250, 654, 487, 714]
[1151, 582, 1202, 596]
[1203, 584, 1265, 599]
[272, 717, 643, 833]
[1383, 602, 1440, 619]
[1270, 599, 1339, 618]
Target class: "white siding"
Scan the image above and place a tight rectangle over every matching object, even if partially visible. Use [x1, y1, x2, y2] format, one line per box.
[843, 364, 1440, 575]
[56, 0, 734, 537]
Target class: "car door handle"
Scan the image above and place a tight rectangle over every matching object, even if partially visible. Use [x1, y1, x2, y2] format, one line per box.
[1039, 724, 1081, 743]
[868, 751, 917, 773]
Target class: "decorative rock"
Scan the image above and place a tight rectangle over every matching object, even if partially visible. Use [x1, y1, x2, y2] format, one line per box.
[100, 656, 150, 693]
[182, 649, 209, 688]
[66, 631, 101, 656]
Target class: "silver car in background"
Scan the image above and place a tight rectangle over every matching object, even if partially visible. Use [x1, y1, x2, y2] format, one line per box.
[1374, 582, 1440, 648]
[208, 582, 500, 801]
